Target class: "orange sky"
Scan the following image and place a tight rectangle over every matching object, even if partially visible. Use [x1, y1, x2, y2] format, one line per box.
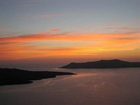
[0, 31, 140, 63]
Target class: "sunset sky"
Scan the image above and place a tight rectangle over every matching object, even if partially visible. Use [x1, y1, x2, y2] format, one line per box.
[0, 0, 140, 68]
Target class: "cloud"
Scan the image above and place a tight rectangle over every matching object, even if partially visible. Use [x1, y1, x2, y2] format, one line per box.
[104, 26, 140, 34]
[39, 13, 64, 20]
[0, 31, 140, 61]
[0, 32, 139, 44]
[49, 28, 60, 33]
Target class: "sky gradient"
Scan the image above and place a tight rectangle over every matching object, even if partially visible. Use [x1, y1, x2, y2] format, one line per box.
[0, 0, 140, 68]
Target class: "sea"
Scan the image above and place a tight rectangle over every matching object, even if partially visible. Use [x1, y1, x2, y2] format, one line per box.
[1, 68, 140, 105]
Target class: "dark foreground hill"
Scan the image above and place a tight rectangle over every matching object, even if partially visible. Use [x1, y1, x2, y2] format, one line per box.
[62, 59, 140, 69]
[0, 68, 74, 86]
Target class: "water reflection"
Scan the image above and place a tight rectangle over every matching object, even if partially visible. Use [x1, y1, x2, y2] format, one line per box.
[0, 68, 140, 105]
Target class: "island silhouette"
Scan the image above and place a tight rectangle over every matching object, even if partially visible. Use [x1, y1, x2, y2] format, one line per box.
[0, 68, 74, 86]
[62, 59, 140, 69]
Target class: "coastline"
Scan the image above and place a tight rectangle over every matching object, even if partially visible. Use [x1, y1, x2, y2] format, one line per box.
[0, 68, 75, 86]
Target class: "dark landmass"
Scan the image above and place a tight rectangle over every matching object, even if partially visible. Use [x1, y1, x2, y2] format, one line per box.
[0, 68, 74, 86]
[62, 59, 140, 69]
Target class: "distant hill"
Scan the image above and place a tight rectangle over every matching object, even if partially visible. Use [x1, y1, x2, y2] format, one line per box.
[0, 68, 74, 86]
[61, 59, 140, 69]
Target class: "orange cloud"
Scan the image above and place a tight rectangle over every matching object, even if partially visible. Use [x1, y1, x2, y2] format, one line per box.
[0, 32, 140, 61]
[0, 32, 139, 43]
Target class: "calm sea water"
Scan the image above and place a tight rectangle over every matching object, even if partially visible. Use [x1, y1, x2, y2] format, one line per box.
[1, 68, 140, 105]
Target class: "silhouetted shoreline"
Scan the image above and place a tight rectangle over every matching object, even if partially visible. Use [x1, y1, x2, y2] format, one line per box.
[0, 68, 75, 86]
[62, 59, 140, 69]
